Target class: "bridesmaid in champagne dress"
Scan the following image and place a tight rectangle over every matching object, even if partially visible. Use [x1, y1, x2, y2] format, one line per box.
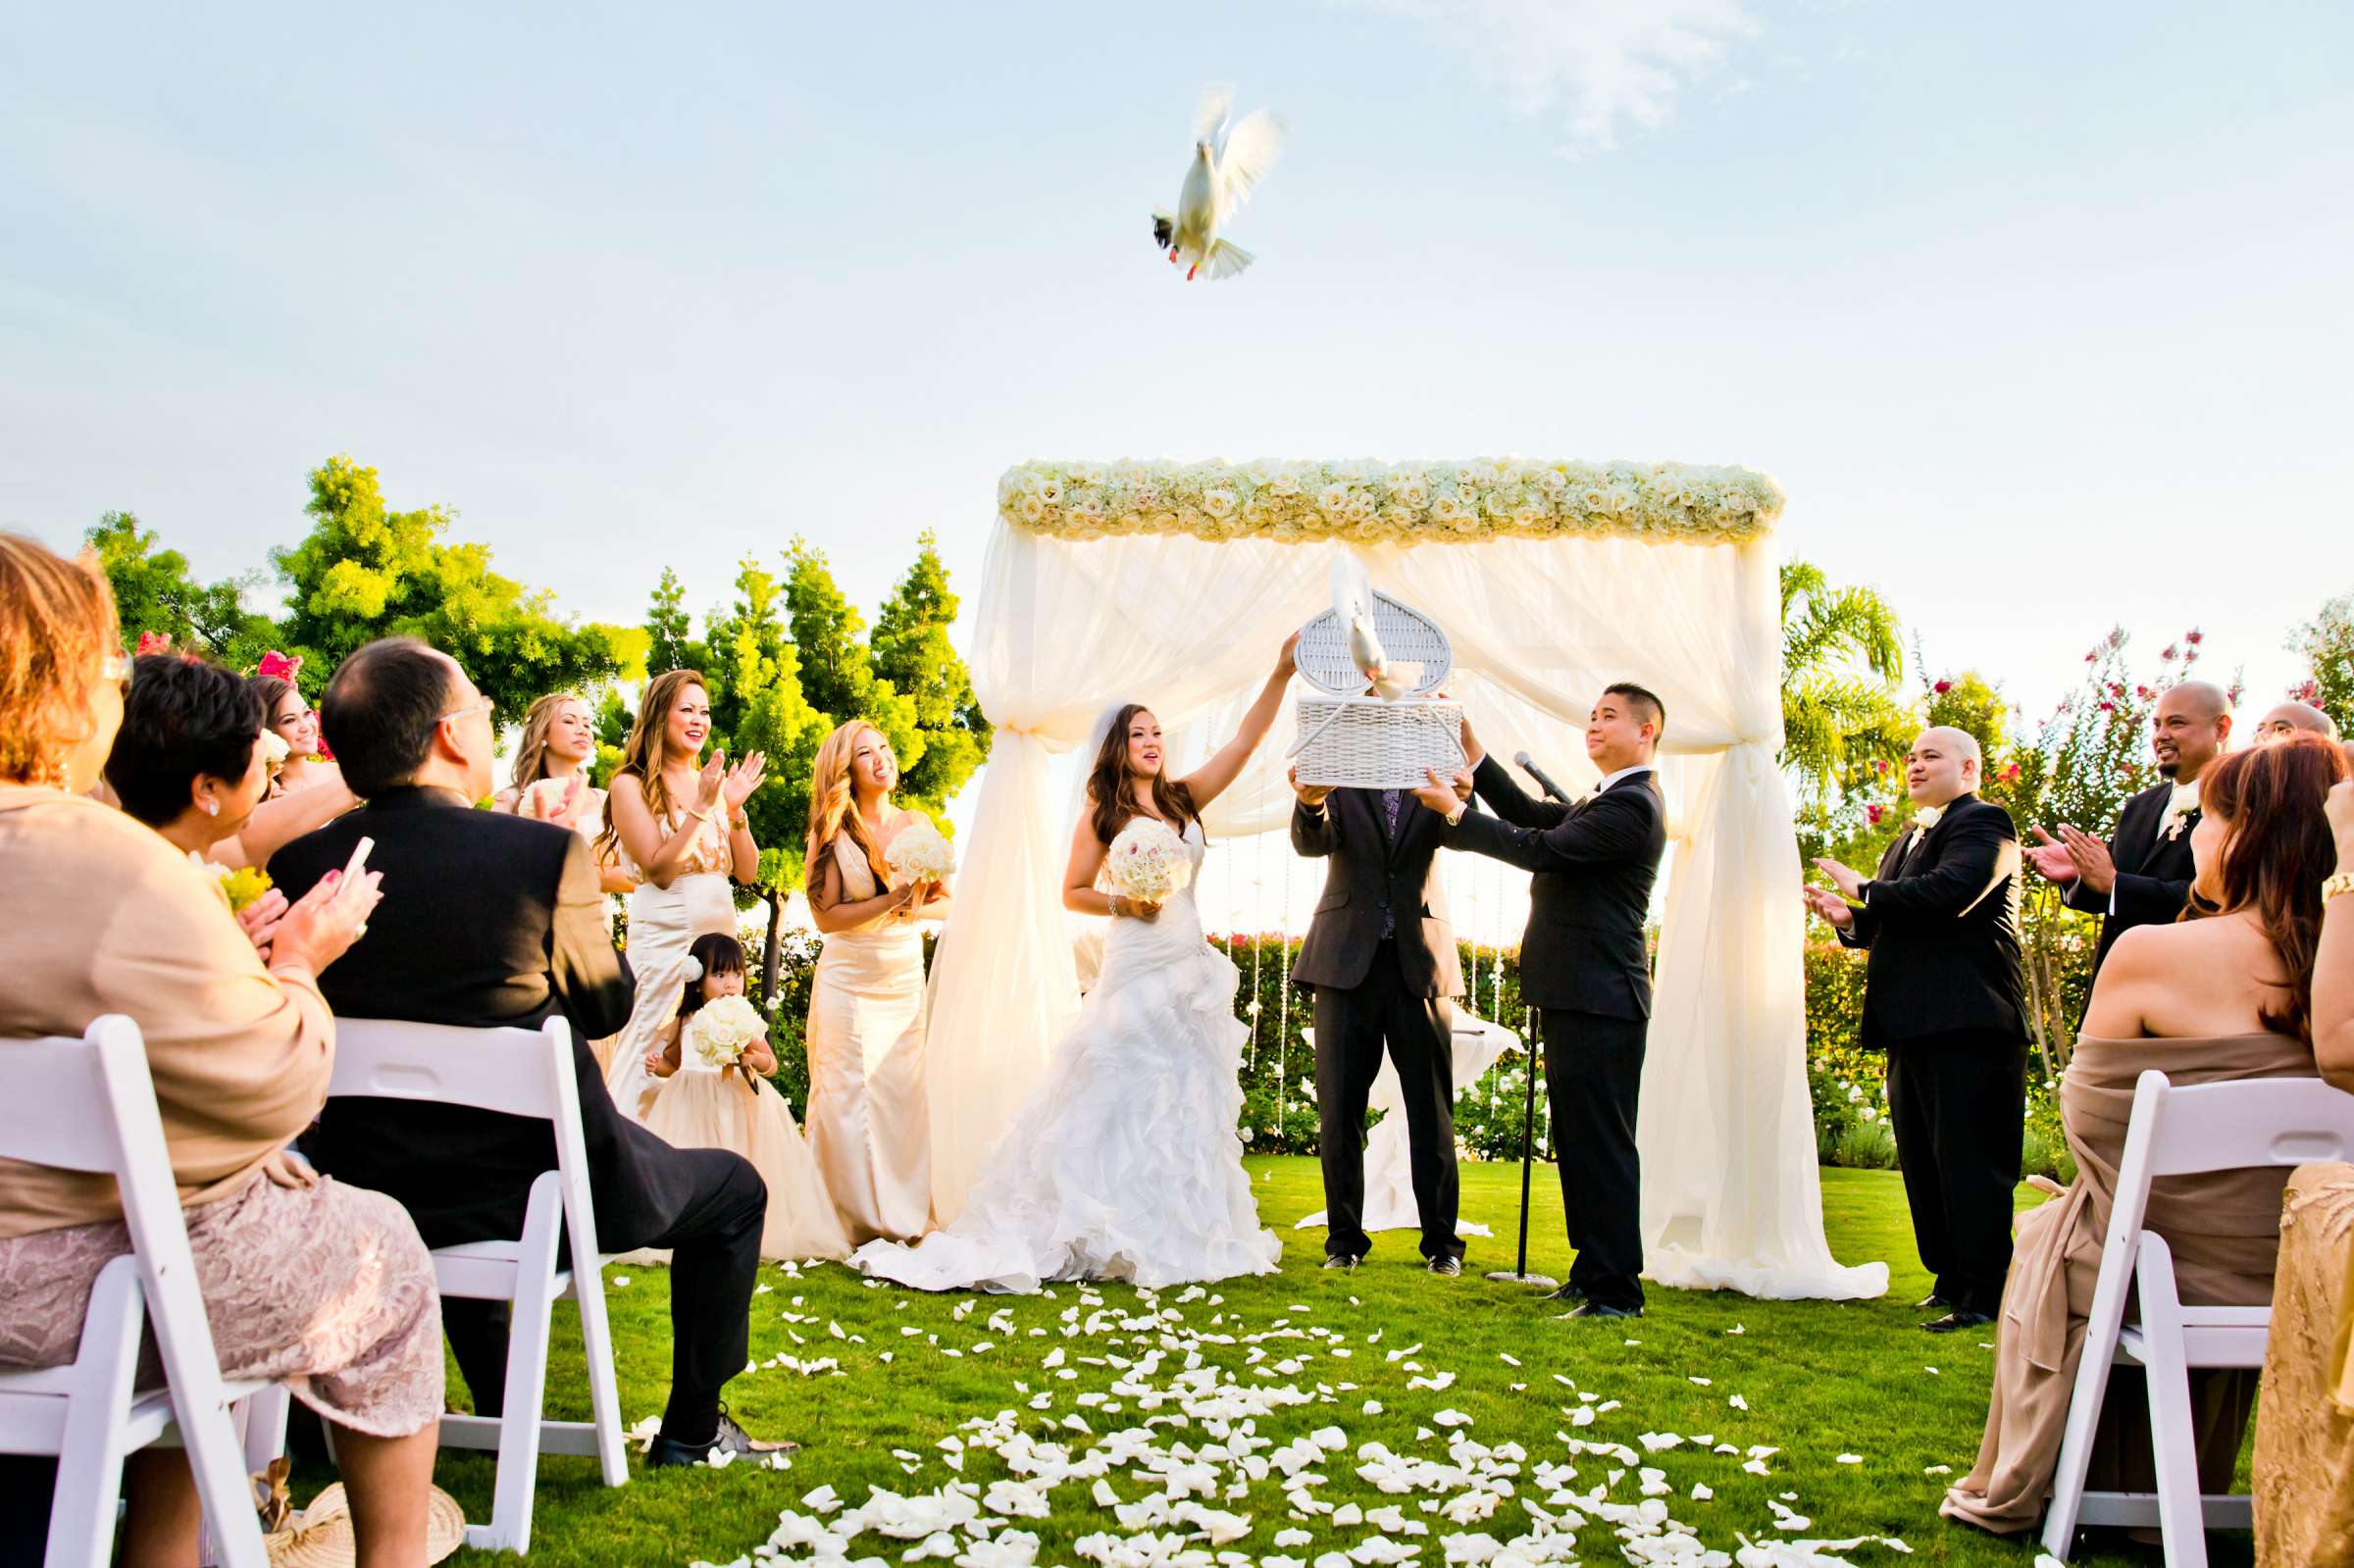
[599, 670, 766, 1122]
[497, 691, 637, 1073]
[803, 721, 948, 1244]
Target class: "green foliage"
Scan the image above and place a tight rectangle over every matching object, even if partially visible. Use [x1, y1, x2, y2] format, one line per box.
[644, 566, 705, 676]
[870, 531, 992, 809]
[274, 455, 646, 717]
[701, 555, 832, 893]
[2289, 591, 2354, 734]
[83, 512, 276, 668]
[1779, 560, 1912, 833]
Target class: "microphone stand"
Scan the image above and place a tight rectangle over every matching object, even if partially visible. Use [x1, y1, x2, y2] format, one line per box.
[1484, 1006, 1559, 1289]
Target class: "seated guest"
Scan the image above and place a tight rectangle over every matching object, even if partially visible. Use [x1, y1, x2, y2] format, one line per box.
[0, 535, 440, 1567]
[2249, 767, 2354, 1565]
[1942, 733, 2344, 1539]
[270, 636, 790, 1465]
[2254, 699, 2340, 743]
[104, 652, 353, 951]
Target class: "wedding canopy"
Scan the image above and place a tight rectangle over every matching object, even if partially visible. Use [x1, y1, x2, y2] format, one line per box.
[926, 458, 1888, 1301]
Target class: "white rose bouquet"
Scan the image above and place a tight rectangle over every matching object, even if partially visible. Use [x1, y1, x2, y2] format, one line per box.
[687, 994, 767, 1071]
[1103, 817, 1192, 907]
[885, 819, 956, 888]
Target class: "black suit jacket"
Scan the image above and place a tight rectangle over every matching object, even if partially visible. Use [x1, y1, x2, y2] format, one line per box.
[270, 786, 714, 1253]
[1838, 792, 2029, 1048]
[1439, 755, 1665, 1019]
[1290, 787, 1463, 998]
[2062, 780, 2196, 974]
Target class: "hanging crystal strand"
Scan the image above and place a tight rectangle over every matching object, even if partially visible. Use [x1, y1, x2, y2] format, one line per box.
[1278, 841, 1293, 1142]
[1249, 830, 1265, 1074]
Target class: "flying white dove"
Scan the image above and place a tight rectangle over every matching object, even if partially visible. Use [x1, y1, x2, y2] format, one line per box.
[1330, 559, 1418, 701]
[1151, 84, 1283, 281]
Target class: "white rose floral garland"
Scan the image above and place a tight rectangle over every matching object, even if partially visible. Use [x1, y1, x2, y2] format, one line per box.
[997, 458, 1782, 546]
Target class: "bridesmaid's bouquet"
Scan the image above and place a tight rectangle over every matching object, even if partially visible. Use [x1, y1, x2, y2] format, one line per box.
[885, 819, 956, 887]
[688, 994, 766, 1070]
[1104, 817, 1192, 905]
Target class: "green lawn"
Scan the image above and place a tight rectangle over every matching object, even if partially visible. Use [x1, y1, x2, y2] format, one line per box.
[396, 1161, 2239, 1567]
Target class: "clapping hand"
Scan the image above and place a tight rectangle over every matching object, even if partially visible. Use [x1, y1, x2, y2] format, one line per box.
[1287, 763, 1332, 809]
[2025, 828, 2078, 883]
[234, 888, 290, 961]
[694, 751, 728, 814]
[1812, 856, 1866, 900]
[547, 774, 592, 830]
[1801, 882, 1856, 931]
[722, 750, 767, 812]
[268, 866, 384, 976]
[2055, 824, 2117, 894]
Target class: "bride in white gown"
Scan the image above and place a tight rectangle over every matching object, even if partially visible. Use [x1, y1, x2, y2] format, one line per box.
[852, 636, 1301, 1293]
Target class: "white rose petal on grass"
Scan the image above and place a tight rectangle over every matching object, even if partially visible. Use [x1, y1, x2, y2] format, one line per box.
[1835, 1453, 1863, 1464]
[1690, 1483, 1714, 1501]
[1922, 1464, 1953, 1475]
[611, 1277, 630, 1288]
[1275, 1530, 1314, 1549]
[1728, 1394, 1749, 1411]
[1432, 1410, 1472, 1429]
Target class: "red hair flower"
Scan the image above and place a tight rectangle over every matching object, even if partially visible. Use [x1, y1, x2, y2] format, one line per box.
[255, 650, 304, 683]
[134, 631, 173, 656]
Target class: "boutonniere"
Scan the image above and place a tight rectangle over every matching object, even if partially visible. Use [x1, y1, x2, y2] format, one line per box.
[1911, 805, 1945, 834]
[2157, 782, 2200, 840]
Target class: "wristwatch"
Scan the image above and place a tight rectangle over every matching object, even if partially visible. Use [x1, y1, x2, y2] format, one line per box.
[1443, 801, 1467, 828]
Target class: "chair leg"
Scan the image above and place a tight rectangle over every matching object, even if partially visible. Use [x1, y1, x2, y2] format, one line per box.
[481, 1177, 566, 1554]
[2135, 1236, 2209, 1568]
[44, 1267, 143, 1568]
[2042, 1232, 2142, 1559]
[570, 1260, 629, 1490]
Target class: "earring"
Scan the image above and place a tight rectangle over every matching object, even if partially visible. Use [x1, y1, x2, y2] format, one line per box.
[201, 798, 219, 817]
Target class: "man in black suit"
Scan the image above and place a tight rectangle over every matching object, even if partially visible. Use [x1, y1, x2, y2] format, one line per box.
[1808, 726, 2028, 1333]
[271, 638, 782, 1466]
[1411, 684, 1668, 1319]
[2024, 681, 2231, 976]
[1288, 762, 1466, 1274]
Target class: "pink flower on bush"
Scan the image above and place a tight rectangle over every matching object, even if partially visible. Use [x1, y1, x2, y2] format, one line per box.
[1866, 804, 1886, 826]
[1873, 758, 1890, 775]
[2000, 762, 2021, 784]
[1932, 679, 1953, 694]
[2186, 629, 2204, 645]
[2161, 643, 2179, 662]
[2099, 700, 2116, 712]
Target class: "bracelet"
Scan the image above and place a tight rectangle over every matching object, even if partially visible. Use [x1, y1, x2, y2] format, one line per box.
[2326, 871, 2354, 904]
[1109, 894, 1128, 918]
[731, 812, 749, 832]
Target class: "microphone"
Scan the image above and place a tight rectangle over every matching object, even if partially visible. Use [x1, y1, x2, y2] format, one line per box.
[1514, 750, 1573, 804]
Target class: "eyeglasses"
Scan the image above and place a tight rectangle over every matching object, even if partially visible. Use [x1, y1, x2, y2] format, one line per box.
[438, 698, 493, 728]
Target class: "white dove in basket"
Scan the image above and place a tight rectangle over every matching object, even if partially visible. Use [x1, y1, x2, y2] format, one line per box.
[1289, 577, 1465, 791]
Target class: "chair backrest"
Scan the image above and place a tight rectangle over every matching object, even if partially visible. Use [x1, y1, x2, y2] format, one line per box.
[2107, 1069, 2354, 1248]
[326, 1017, 602, 1260]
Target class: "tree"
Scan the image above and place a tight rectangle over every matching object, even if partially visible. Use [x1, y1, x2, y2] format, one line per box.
[783, 538, 920, 774]
[2289, 592, 2354, 734]
[645, 566, 704, 676]
[84, 512, 276, 669]
[274, 455, 646, 717]
[869, 531, 992, 808]
[700, 555, 833, 993]
[1779, 561, 1911, 814]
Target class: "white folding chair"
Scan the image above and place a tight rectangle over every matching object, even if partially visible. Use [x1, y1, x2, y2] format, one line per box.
[0, 1017, 272, 1568]
[326, 1017, 627, 1553]
[2042, 1068, 2354, 1565]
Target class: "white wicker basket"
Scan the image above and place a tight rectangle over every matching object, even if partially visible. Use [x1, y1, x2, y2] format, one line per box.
[1288, 590, 1464, 789]
[1291, 695, 1465, 789]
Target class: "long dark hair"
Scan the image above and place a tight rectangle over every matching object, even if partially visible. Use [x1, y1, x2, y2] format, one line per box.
[2184, 733, 2346, 1042]
[678, 932, 748, 1023]
[1086, 703, 1199, 846]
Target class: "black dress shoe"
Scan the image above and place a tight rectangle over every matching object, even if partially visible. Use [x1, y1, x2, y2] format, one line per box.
[1922, 1310, 1995, 1335]
[1916, 1293, 1950, 1310]
[1322, 1254, 1361, 1272]
[1563, 1302, 1643, 1320]
[1426, 1256, 1461, 1277]
[1541, 1284, 1588, 1304]
[646, 1408, 797, 1469]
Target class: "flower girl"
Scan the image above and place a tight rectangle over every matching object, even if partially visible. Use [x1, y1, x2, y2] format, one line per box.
[641, 934, 848, 1261]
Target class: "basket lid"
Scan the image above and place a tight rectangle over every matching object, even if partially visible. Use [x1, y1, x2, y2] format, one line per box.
[1296, 590, 1453, 699]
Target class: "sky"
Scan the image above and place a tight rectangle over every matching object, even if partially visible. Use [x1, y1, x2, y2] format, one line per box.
[6, 0, 2350, 746]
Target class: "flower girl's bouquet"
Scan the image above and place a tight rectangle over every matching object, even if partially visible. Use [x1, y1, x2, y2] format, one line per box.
[687, 994, 767, 1071]
[885, 819, 956, 888]
[1104, 817, 1192, 906]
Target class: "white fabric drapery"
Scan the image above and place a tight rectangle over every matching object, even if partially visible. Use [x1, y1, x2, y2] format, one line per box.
[926, 519, 1887, 1300]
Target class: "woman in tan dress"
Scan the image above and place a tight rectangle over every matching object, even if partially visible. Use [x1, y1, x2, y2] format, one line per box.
[803, 721, 948, 1244]
[0, 535, 444, 1566]
[2250, 766, 2354, 1565]
[1943, 734, 2344, 1542]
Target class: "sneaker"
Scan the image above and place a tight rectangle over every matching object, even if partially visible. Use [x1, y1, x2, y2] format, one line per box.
[645, 1407, 798, 1468]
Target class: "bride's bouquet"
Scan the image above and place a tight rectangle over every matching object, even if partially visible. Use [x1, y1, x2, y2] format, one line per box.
[885, 818, 956, 888]
[687, 994, 767, 1070]
[1104, 817, 1192, 906]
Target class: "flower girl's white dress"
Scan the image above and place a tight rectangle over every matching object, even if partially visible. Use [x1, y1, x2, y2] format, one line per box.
[640, 1041, 849, 1262]
[852, 817, 1279, 1292]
